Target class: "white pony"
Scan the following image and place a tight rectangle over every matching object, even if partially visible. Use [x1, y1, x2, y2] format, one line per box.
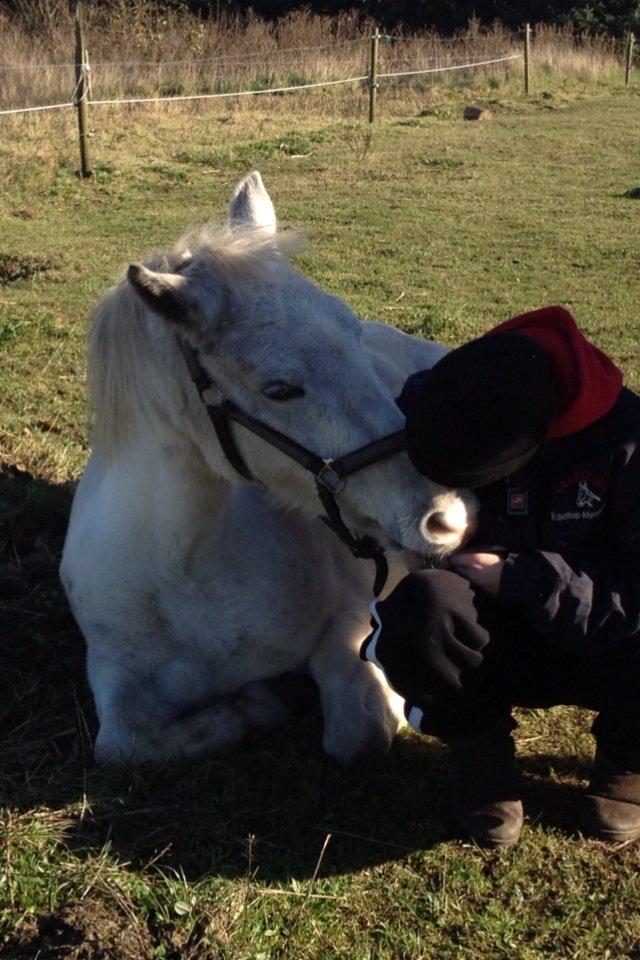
[60, 172, 474, 766]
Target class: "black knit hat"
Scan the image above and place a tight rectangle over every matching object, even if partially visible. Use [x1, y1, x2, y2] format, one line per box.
[403, 333, 555, 489]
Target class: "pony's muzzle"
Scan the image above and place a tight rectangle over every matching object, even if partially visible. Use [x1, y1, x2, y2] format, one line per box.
[422, 496, 472, 549]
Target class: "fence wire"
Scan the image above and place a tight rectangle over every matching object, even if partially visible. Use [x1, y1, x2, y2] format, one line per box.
[0, 48, 525, 117]
[0, 73, 84, 116]
[88, 73, 370, 107]
[0, 37, 368, 72]
[378, 53, 522, 80]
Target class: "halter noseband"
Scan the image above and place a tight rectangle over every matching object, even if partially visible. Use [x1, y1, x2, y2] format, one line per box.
[178, 338, 407, 596]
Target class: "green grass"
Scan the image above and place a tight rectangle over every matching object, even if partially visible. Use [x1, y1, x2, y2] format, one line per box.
[1, 81, 640, 958]
[173, 131, 328, 171]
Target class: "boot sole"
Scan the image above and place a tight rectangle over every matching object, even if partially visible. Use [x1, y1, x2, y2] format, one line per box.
[451, 811, 523, 848]
[469, 834, 521, 848]
[578, 822, 640, 843]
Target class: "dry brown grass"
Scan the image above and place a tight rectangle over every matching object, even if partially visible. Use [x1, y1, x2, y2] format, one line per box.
[533, 21, 622, 81]
[0, 2, 627, 114]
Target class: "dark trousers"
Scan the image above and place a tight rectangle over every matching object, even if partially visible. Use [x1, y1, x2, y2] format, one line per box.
[378, 570, 640, 770]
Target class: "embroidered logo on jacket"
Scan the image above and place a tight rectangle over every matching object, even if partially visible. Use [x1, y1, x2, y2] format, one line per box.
[576, 482, 602, 509]
[551, 470, 608, 522]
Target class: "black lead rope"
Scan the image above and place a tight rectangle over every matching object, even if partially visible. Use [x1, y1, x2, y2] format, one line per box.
[177, 338, 405, 596]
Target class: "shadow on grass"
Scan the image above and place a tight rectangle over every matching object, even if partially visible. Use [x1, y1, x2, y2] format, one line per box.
[1, 468, 596, 886]
[0, 467, 454, 882]
[520, 753, 590, 837]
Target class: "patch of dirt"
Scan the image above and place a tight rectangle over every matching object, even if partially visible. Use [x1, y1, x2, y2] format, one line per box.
[0, 253, 54, 284]
[2, 900, 155, 960]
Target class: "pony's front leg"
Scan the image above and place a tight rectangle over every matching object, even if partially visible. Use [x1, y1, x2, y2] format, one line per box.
[91, 664, 293, 763]
[149, 680, 294, 759]
[308, 616, 405, 766]
[94, 698, 249, 763]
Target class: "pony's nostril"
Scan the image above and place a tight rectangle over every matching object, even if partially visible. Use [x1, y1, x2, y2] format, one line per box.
[425, 510, 464, 540]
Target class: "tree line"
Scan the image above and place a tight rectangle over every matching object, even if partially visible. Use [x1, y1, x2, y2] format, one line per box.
[2, 0, 638, 37]
[195, 0, 639, 35]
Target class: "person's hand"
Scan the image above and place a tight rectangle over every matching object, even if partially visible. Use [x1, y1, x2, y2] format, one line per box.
[450, 551, 504, 597]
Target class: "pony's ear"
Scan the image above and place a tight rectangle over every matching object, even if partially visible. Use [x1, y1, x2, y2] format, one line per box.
[127, 263, 191, 326]
[228, 170, 277, 234]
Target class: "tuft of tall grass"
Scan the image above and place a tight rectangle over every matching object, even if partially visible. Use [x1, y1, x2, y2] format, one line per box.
[532, 22, 623, 81]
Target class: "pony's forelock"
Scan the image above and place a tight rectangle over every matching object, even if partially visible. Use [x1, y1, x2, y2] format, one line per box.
[88, 224, 304, 460]
[172, 222, 304, 278]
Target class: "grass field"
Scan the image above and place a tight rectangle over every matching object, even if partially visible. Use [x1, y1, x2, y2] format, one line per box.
[1, 77, 640, 959]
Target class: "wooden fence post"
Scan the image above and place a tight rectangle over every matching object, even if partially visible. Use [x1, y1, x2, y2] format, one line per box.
[74, 2, 92, 178]
[625, 32, 635, 85]
[524, 23, 531, 94]
[368, 29, 379, 124]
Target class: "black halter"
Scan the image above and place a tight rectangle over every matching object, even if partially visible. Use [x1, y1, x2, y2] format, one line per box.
[178, 339, 407, 596]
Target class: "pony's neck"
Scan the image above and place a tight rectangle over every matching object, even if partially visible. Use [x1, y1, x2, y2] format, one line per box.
[121, 425, 234, 553]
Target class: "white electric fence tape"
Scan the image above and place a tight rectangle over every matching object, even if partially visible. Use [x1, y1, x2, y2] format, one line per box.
[0, 52, 522, 117]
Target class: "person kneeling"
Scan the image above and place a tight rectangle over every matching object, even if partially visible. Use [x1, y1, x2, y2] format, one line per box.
[363, 306, 640, 847]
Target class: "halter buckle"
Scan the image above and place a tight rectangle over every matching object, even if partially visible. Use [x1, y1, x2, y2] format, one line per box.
[316, 459, 345, 494]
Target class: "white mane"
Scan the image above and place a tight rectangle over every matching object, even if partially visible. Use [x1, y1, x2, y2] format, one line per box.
[88, 224, 301, 459]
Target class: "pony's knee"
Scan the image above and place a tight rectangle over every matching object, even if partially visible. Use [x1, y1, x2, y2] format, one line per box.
[239, 680, 295, 728]
[177, 706, 247, 757]
[319, 664, 404, 765]
[322, 697, 400, 765]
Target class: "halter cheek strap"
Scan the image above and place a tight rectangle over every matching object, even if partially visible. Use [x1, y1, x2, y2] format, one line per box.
[177, 337, 407, 597]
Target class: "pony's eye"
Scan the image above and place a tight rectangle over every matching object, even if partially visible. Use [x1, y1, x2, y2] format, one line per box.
[262, 381, 305, 401]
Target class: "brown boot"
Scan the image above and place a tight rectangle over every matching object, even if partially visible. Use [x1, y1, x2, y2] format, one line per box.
[448, 726, 523, 848]
[578, 750, 640, 842]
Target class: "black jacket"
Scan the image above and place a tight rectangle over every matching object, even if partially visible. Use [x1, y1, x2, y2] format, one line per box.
[466, 387, 640, 647]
